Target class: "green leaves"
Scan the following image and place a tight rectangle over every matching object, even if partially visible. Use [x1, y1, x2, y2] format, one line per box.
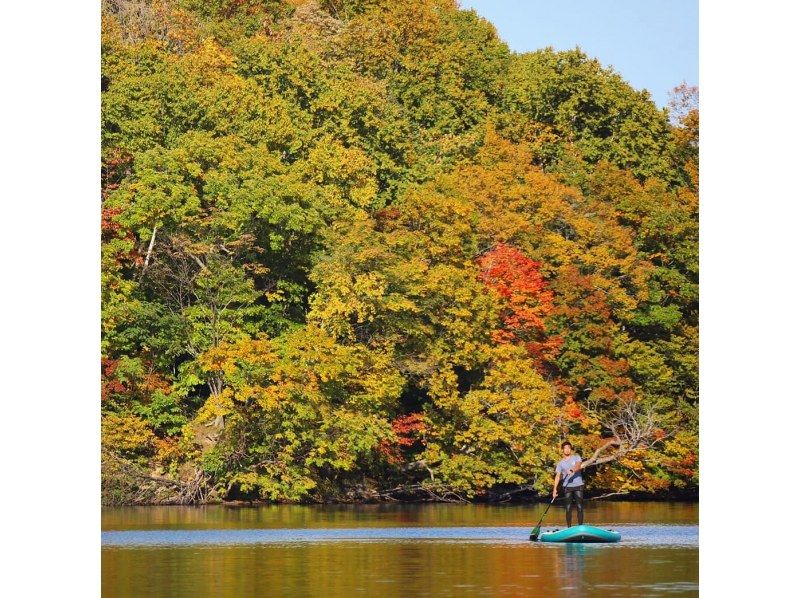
[133, 391, 188, 436]
[504, 48, 679, 184]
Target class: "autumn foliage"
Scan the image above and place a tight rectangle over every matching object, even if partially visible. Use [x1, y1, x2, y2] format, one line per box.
[478, 243, 562, 368]
[101, 0, 698, 504]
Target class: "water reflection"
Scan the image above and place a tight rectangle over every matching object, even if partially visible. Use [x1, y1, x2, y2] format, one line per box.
[558, 543, 588, 589]
[102, 501, 698, 530]
[102, 503, 698, 597]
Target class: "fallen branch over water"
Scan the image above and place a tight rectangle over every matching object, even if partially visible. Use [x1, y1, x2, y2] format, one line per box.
[587, 490, 631, 500]
[344, 482, 470, 504]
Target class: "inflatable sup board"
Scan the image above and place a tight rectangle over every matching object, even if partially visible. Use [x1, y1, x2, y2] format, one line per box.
[533, 524, 621, 543]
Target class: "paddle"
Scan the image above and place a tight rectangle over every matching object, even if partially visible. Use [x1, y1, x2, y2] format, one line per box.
[529, 496, 557, 541]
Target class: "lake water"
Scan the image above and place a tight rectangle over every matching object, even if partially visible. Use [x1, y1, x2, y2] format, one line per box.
[102, 502, 698, 597]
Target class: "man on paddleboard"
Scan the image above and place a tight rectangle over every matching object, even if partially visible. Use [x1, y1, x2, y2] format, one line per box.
[552, 441, 584, 527]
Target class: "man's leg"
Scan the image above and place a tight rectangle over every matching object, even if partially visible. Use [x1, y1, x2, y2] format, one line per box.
[565, 490, 574, 527]
[574, 489, 584, 525]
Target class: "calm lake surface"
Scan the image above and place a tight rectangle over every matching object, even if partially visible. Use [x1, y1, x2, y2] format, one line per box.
[102, 502, 698, 597]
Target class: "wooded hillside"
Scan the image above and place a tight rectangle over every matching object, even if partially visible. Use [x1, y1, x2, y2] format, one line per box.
[101, 0, 698, 504]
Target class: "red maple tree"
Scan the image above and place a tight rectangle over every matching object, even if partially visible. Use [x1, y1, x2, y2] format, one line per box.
[378, 413, 426, 465]
[477, 243, 562, 369]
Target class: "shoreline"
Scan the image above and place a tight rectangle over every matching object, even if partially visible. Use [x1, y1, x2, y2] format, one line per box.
[104, 490, 698, 508]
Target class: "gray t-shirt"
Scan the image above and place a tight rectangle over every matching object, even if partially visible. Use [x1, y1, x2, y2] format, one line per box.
[556, 454, 584, 488]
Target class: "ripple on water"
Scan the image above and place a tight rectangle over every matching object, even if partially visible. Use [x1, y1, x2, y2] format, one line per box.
[101, 524, 697, 548]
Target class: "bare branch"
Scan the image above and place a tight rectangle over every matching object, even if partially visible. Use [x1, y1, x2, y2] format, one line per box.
[587, 490, 630, 500]
[581, 437, 621, 468]
[579, 397, 674, 469]
[141, 224, 158, 274]
[186, 250, 208, 272]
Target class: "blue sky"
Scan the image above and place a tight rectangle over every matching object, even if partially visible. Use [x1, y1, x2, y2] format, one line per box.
[460, 0, 698, 108]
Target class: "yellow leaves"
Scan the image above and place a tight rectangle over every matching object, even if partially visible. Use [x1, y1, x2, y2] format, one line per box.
[433, 126, 653, 328]
[186, 38, 237, 73]
[198, 336, 276, 380]
[351, 272, 389, 318]
[426, 367, 459, 404]
[102, 414, 156, 456]
[153, 436, 184, 466]
[189, 387, 236, 449]
[200, 326, 404, 421]
[231, 472, 259, 495]
[618, 453, 646, 475]
[195, 336, 283, 418]
[421, 343, 561, 494]
[306, 138, 378, 209]
[399, 185, 477, 262]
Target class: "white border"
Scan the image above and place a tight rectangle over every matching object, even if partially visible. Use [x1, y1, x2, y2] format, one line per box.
[2, 1, 101, 595]
[701, 0, 799, 592]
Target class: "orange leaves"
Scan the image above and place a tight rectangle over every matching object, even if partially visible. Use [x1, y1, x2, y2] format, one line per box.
[379, 412, 426, 465]
[478, 243, 552, 331]
[392, 413, 426, 447]
[101, 208, 124, 235]
[154, 436, 184, 465]
[373, 206, 402, 231]
[101, 358, 128, 402]
[477, 243, 562, 369]
[565, 400, 583, 421]
[101, 358, 172, 404]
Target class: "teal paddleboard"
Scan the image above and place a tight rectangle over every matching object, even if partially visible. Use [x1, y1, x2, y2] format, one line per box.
[535, 524, 621, 543]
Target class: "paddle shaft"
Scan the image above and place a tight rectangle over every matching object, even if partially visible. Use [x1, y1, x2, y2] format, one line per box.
[532, 496, 556, 530]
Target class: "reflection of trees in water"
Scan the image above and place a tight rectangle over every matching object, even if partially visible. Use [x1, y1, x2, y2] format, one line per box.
[552, 543, 588, 590]
[101, 504, 698, 595]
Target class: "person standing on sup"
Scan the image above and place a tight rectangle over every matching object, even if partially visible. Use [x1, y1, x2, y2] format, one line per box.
[552, 441, 584, 527]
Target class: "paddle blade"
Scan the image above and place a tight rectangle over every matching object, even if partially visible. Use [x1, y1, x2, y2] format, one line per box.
[529, 527, 541, 541]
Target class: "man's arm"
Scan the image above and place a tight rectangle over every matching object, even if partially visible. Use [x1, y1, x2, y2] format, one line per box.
[552, 470, 561, 499]
[569, 457, 583, 474]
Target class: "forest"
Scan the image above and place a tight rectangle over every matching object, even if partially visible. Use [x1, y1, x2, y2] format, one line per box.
[101, 0, 698, 505]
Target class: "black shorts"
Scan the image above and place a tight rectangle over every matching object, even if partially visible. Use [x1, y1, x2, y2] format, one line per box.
[564, 485, 584, 494]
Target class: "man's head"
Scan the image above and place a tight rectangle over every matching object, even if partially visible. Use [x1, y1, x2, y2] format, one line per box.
[561, 441, 573, 456]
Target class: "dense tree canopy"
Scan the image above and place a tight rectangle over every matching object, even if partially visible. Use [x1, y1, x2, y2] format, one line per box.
[101, 0, 698, 504]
